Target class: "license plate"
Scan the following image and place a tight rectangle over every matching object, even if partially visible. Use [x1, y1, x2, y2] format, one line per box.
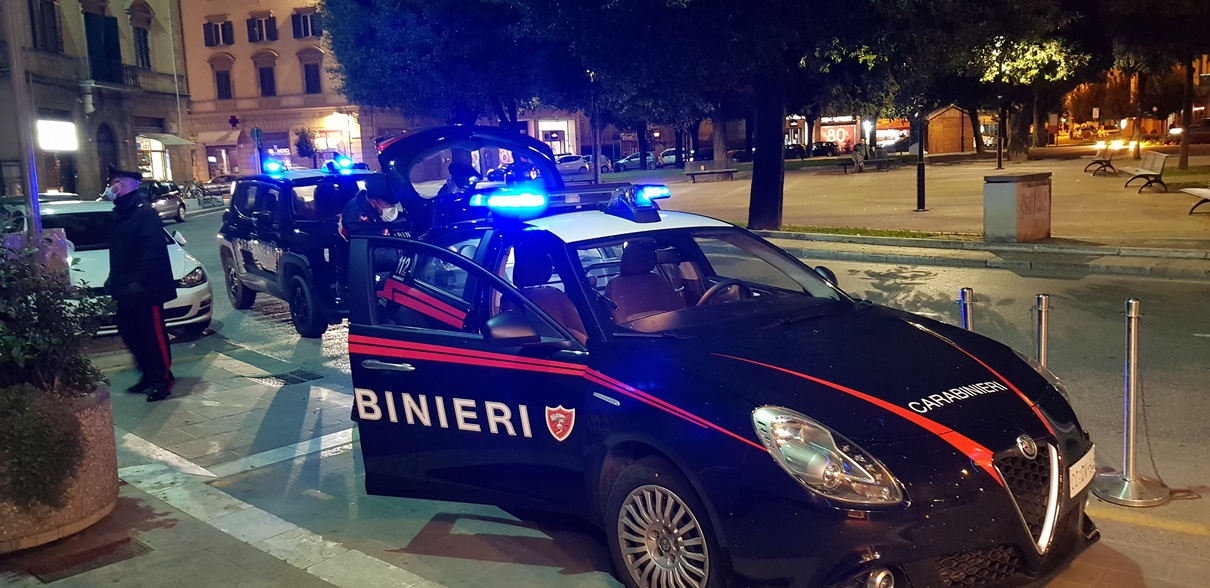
[1069, 445, 1096, 498]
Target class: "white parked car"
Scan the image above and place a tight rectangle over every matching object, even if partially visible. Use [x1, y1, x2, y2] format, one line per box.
[614, 151, 659, 171]
[555, 154, 613, 175]
[39, 200, 214, 336]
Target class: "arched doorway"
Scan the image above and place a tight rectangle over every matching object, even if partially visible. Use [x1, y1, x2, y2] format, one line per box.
[97, 124, 117, 176]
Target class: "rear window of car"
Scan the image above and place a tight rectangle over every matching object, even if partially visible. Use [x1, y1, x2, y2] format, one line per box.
[292, 177, 362, 220]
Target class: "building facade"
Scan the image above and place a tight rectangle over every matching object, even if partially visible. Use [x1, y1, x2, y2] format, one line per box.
[1, 0, 191, 199]
[181, 0, 378, 179]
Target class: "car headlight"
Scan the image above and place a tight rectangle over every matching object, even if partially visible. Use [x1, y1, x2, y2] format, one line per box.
[753, 406, 903, 506]
[1012, 348, 1071, 402]
[176, 266, 207, 288]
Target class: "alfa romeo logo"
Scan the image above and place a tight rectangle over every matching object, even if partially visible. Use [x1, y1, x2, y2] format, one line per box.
[1016, 435, 1039, 459]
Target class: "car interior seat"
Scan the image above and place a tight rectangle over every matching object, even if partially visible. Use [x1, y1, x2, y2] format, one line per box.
[511, 245, 588, 344]
[604, 240, 685, 323]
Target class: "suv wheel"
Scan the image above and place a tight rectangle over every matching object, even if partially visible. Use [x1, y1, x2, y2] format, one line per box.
[646, 162, 657, 170]
[175, 204, 186, 223]
[222, 255, 256, 309]
[606, 457, 722, 588]
[289, 275, 327, 338]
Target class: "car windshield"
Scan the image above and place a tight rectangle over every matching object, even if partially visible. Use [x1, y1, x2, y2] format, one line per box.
[573, 227, 850, 335]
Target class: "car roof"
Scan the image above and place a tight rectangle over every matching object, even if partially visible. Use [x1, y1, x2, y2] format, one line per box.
[524, 209, 730, 244]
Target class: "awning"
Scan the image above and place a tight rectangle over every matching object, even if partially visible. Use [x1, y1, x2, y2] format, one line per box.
[138, 132, 194, 146]
[196, 130, 242, 146]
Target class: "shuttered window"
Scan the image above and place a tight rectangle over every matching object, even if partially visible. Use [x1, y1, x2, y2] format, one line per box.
[291, 12, 322, 38]
[247, 15, 277, 42]
[204, 20, 234, 46]
[28, 0, 64, 53]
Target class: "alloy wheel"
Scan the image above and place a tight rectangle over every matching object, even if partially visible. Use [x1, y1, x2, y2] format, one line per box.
[617, 484, 709, 588]
[226, 264, 240, 299]
[291, 284, 309, 325]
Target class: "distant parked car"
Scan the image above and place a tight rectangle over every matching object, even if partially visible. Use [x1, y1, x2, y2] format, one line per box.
[555, 154, 591, 175]
[809, 141, 840, 157]
[728, 148, 753, 162]
[138, 180, 188, 223]
[660, 148, 683, 165]
[486, 161, 541, 183]
[784, 144, 808, 159]
[614, 152, 658, 172]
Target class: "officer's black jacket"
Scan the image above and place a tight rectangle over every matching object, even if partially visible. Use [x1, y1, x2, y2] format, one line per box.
[107, 192, 175, 307]
[340, 193, 412, 239]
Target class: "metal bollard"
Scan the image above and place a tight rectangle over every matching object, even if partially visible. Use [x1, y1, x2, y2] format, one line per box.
[958, 288, 974, 331]
[1093, 298, 1171, 507]
[1034, 294, 1050, 367]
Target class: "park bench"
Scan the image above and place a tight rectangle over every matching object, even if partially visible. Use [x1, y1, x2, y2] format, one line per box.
[837, 156, 892, 174]
[1120, 151, 1169, 193]
[685, 168, 737, 183]
[1179, 185, 1210, 215]
[1082, 147, 1116, 175]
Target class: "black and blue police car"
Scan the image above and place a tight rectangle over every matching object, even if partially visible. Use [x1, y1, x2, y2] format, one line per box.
[346, 126, 1098, 588]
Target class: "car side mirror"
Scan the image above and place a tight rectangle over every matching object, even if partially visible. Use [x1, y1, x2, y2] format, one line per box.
[254, 210, 273, 227]
[814, 265, 838, 286]
[483, 311, 541, 345]
[172, 231, 187, 246]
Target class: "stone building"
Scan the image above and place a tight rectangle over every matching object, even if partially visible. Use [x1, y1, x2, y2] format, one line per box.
[0, 0, 191, 199]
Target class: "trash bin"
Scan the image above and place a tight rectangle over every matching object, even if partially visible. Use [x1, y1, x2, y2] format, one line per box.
[983, 173, 1051, 242]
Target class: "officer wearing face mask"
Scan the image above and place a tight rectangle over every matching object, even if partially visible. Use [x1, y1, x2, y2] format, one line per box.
[103, 165, 176, 402]
[339, 178, 412, 275]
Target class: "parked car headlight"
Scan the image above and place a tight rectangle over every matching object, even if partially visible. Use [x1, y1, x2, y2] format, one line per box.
[1012, 348, 1071, 402]
[753, 406, 903, 506]
[176, 266, 207, 288]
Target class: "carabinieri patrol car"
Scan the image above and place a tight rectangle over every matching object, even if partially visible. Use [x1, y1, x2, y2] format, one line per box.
[347, 126, 1099, 588]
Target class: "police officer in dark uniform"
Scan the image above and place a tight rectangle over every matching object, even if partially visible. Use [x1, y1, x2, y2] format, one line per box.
[104, 165, 177, 402]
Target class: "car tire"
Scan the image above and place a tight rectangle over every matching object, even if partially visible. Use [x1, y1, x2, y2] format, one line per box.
[222, 255, 256, 310]
[288, 275, 327, 338]
[646, 162, 656, 170]
[175, 204, 186, 223]
[580, 166, 589, 175]
[605, 456, 724, 588]
[601, 165, 610, 173]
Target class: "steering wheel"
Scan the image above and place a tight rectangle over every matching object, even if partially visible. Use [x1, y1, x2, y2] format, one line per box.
[696, 279, 749, 306]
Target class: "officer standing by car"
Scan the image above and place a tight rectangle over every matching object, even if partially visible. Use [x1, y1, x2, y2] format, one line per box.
[339, 176, 413, 273]
[103, 165, 176, 402]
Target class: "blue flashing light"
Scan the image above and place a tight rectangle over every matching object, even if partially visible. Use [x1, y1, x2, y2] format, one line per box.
[469, 191, 548, 209]
[636, 184, 672, 206]
[335, 156, 354, 169]
[263, 160, 283, 173]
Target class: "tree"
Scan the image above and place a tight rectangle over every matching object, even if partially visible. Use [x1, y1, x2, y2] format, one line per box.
[294, 128, 319, 168]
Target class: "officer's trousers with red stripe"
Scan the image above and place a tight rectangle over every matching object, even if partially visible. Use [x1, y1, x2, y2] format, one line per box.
[116, 303, 174, 390]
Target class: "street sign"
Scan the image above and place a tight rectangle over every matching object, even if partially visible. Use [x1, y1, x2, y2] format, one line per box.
[1092, 107, 1100, 120]
[251, 127, 263, 143]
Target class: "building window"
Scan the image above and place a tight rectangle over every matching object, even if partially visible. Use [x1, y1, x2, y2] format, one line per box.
[258, 67, 276, 97]
[28, 0, 64, 53]
[209, 52, 236, 101]
[133, 27, 152, 68]
[247, 14, 278, 43]
[203, 20, 235, 46]
[215, 70, 233, 100]
[291, 11, 322, 38]
[303, 63, 322, 94]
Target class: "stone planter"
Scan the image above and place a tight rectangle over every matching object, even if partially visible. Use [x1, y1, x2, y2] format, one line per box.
[0, 387, 119, 554]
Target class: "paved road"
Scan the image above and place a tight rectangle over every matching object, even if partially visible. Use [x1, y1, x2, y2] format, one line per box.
[110, 208, 1210, 587]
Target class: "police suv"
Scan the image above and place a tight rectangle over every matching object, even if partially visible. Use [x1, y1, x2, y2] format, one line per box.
[348, 126, 1098, 588]
[217, 164, 382, 337]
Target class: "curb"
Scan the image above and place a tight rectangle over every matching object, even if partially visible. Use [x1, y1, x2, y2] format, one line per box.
[187, 205, 227, 219]
[752, 230, 1210, 260]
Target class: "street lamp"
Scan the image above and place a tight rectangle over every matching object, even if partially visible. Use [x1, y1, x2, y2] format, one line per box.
[862, 120, 873, 146]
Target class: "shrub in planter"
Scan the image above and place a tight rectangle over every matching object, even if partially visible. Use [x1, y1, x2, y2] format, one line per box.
[0, 239, 115, 550]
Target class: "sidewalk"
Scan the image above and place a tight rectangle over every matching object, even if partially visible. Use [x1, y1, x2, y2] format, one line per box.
[663, 148, 1210, 279]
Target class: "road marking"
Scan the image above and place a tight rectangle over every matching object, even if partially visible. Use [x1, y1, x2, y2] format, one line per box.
[1087, 503, 1210, 537]
[209, 427, 355, 478]
[1193, 333, 1210, 338]
[117, 431, 445, 588]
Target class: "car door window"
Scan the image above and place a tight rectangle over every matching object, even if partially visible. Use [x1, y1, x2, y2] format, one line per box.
[364, 240, 564, 341]
[233, 182, 258, 217]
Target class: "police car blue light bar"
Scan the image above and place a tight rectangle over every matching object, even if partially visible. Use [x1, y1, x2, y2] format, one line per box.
[336, 156, 354, 169]
[469, 190, 548, 210]
[263, 160, 283, 173]
[636, 184, 672, 205]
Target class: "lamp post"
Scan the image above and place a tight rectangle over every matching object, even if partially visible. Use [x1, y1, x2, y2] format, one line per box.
[6, 0, 43, 240]
[996, 95, 1005, 170]
[915, 109, 927, 212]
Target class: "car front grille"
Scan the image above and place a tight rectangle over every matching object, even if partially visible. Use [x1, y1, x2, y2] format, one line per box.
[999, 453, 1051, 539]
[936, 545, 1022, 586]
